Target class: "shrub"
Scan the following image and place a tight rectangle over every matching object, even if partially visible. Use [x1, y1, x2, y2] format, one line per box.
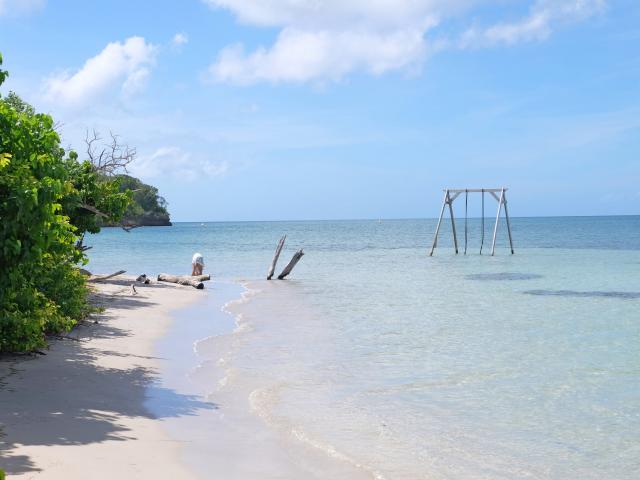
[0, 53, 131, 351]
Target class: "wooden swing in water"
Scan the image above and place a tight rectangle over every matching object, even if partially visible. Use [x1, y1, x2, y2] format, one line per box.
[429, 188, 514, 256]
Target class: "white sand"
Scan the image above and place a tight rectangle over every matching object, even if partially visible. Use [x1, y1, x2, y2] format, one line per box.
[0, 277, 203, 479]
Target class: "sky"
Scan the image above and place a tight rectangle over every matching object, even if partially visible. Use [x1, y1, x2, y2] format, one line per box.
[0, 0, 638, 221]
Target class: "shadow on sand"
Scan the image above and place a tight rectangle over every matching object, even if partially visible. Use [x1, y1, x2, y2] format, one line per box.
[0, 283, 214, 475]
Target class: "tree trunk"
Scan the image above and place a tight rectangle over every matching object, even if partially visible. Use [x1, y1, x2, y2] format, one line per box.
[277, 249, 304, 280]
[191, 274, 211, 281]
[267, 235, 286, 280]
[157, 273, 207, 289]
[88, 270, 126, 282]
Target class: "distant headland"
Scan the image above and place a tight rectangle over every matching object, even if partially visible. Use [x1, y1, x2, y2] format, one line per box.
[103, 174, 172, 227]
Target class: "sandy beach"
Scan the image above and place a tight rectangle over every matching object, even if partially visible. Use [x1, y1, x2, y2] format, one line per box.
[0, 277, 204, 479]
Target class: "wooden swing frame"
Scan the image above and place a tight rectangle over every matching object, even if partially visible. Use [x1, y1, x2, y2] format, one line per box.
[429, 188, 514, 256]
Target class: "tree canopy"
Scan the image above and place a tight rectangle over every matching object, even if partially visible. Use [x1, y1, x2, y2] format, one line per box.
[0, 54, 132, 351]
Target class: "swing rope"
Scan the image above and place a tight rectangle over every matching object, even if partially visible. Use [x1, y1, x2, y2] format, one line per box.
[480, 189, 485, 254]
[464, 189, 468, 255]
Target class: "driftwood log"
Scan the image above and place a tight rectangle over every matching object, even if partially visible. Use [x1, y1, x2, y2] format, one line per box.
[88, 270, 126, 282]
[191, 274, 211, 281]
[278, 249, 304, 280]
[267, 235, 287, 280]
[157, 273, 210, 289]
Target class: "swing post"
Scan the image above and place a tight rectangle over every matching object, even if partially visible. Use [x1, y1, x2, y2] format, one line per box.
[447, 190, 459, 254]
[464, 189, 468, 255]
[480, 188, 485, 255]
[491, 188, 504, 256]
[503, 191, 514, 254]
[429, 190, 449, 256]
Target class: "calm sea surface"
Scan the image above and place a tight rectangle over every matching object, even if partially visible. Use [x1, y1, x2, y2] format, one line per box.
[87, 216, 640, 479]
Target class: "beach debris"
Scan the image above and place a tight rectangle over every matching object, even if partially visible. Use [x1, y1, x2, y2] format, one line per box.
[277, 249, 304, 280]
[191, 274, 211, 281]
[136, 274, 150, 284]
[267, 235, 287, 280]
[157, 273, 210, 289]
[266, 235, 305, 280]
[88, 270, 126, 282]
[131, 284, 138, 295]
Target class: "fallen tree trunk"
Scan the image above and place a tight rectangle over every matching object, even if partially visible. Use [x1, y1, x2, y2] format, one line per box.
[88, 270, 126, 282]
[191, 274, 211, 281]
[278, 249, 304, 280]
[157, 273, 207, 289]
[267, 235, 287, 280]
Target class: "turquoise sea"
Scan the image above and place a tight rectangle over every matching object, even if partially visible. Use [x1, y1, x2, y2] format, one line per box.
[87, 216, 640, 479]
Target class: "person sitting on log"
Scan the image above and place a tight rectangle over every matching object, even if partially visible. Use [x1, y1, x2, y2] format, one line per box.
[191, 252, 205, 276]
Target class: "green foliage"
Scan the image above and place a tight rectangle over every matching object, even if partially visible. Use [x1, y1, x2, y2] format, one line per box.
[0, 89, 78, 350]
[63, 156, 131, 236]
[0, 466, 5, 480]
[0, 52, 7, 85]
[111, 174, 171, 226]
[37, 258, 95, 327]
[0, 57, 125, 352]
[3, 90, 36, 116]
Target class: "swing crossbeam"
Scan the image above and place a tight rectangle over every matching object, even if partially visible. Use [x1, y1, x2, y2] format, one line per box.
[429, 188, 514, 256]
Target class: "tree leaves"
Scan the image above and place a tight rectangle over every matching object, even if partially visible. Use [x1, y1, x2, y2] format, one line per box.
[0, 77, 102, 350]
[0, 52, 8, 86]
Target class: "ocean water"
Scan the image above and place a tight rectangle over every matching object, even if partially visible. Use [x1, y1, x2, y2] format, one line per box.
[87, 216, 640, 479]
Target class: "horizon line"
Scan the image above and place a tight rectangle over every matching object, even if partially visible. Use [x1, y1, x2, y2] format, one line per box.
[162, 214, 640, 224]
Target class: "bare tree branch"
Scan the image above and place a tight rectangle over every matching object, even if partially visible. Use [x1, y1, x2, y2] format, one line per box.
[75, 234, 92, 252]
[85, 129, 136, 176]
[78, 202, 109, 218]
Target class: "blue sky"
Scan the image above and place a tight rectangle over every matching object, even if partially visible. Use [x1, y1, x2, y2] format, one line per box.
[1, 0, 638, 221]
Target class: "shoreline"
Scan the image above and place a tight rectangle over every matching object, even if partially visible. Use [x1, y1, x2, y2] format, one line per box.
[173, 279, 376, 480]
[0, 277, 368, 479]
[0, 276, 205, 479]
[149, 279, 375, 480]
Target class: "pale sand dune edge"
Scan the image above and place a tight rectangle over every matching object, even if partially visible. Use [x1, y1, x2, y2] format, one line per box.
[0, 276, 204, 479]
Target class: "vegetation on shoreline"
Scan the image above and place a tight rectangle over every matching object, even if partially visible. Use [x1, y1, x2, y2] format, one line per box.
[0, 54, 167, 352]
[106, 175, 171, 227]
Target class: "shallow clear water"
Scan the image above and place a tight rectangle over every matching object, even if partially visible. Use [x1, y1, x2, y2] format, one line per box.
[88, 216, 640, 479]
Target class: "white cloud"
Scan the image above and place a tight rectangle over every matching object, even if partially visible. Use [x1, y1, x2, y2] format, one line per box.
[211, 26, 430, 84]
[43, 36, 157, 107]
[131, 146, 229, 182]
[206, 0, 450, 84]
[205, 0, 607, 85]
[459, 0, 607, 48]
[0, 0, 44, 17]
[172, 32, 189, 47]
[205, 0, 458, 29]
